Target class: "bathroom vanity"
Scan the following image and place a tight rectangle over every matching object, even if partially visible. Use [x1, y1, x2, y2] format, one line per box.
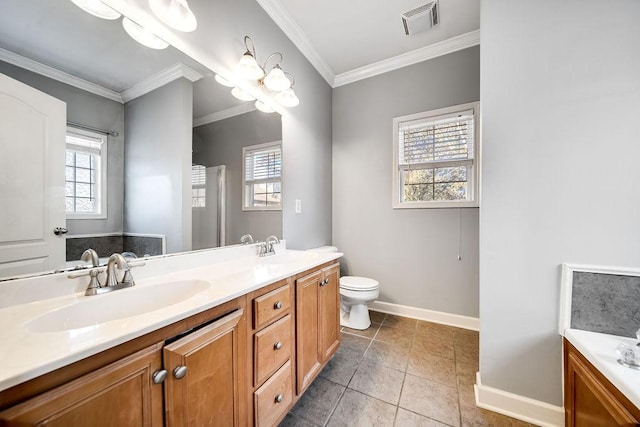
[563, 331, 640, 426]
[0, 245, 341, 426]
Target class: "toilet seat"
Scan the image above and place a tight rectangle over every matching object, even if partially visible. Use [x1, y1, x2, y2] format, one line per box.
[340, 276, 379, 291]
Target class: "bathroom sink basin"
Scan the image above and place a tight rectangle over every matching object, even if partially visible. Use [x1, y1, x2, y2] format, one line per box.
[261, 251, 319, 265]
[27, 280, 211, 333]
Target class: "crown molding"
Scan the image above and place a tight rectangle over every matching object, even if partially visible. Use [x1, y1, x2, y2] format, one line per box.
[193, 103, 257, 128]
[333, 29, 480, 87]
[255, 0, 336, 86]
[0, 48, 123, 103]
[121, 63, 203, 103]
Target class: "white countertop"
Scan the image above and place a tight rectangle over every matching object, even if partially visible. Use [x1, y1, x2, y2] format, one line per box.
[0, 247, 342, 392]
[564, 328, 640, 409]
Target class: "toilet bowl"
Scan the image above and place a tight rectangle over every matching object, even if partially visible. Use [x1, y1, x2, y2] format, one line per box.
[307, 246, 380, 330]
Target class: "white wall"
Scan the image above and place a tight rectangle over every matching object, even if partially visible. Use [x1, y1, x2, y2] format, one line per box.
[124, 78, 193, 254]
[332, 47, 480, 317]
[480, 0, 640, 405]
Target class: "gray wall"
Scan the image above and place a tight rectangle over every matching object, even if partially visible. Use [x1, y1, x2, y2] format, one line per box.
[169, 0, 333, 249]
[193, 111, 282, 244]
[0, 60, 124, 236]
[332, 47, 480, 317]
[480, 0, 640, 405]
[124, 78, 193, 254]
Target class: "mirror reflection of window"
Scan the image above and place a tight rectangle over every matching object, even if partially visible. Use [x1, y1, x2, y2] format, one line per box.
[192, 164, 207, 207]
[242, 142, 282, 210]
[65, 127, 107, 219]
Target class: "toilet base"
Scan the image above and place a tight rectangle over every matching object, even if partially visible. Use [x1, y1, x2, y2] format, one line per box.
[340, 303, 371, 330]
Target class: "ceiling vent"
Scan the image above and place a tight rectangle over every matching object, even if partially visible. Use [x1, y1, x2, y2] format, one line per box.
[402, 1, 439, 36]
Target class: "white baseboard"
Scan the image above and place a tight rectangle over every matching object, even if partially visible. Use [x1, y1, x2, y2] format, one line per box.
[369, 301, 479, 331]
[474, 372, 564, 427]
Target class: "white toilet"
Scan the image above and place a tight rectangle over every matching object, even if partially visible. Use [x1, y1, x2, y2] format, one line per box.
[307, 246, 380, 330]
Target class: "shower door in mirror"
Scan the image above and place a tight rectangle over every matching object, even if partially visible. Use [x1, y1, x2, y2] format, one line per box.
[0, 73, 66, 277]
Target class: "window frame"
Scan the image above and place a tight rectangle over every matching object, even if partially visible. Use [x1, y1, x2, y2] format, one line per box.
[65, 126, 108, 220]
[392, 102, 480, 209]
[242, 140, 282, 211]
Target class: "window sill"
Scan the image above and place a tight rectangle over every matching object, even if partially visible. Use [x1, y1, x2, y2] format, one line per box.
[392, 200, 479, 209]
[66, 213, 107, 220]
[242, 207, 282, 212]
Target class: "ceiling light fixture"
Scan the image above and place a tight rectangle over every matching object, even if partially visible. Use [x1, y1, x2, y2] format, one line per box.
[69, 0, 121, 20]
[122, 17, 169, 50]
[216, 35, 299, 113]
[148, 0, 197, 32]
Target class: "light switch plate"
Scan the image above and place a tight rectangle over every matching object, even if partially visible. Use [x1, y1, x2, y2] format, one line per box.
[295, 199, 302, 213]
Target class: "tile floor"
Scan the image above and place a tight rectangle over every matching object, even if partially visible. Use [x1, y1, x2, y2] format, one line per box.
[280, 311, 535, 427]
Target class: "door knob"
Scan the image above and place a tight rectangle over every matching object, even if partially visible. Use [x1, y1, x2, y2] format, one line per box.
[53, 227, 68, 236]
[173, 365, 188, 379]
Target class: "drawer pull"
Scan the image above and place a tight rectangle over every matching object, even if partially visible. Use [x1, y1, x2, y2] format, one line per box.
[173, 365, 188, 379]
[274, 341, 283, 350]
[275, 394, 284, 403]
[152, 369, 167, 384]
[320, 278, 328, 286]
[274, 301, 283, 310]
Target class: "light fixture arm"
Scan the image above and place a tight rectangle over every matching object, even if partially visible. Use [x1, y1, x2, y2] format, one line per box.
[262, 52, 284, 71]
[244, 36, 257, 58]
[284, 71, 295, 87]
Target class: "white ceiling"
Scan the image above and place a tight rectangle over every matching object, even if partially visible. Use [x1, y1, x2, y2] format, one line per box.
[257, 0, 480, 84]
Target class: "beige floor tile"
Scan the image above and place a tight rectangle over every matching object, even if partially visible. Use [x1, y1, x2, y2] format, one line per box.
[452, 328, 479, 348]
[394, 408, 450, 427]
[460, 403, 536, 427]
[364, 340, 410, 371]
[328, 389, 397, 427]
[340, 331, 372, 357]
[343, 324, 380, 339]
[416, 321, 455, 340]
[399, 374, 460, 427]
[382, 314, 418, 331]
[348, 359, 406, 405]
[278, 413, 318, 427]
[454, 343, 479, 366]
[412, 332, 455, 359]
[319, 348, 360, 386]
[369, 310, 387, 325]
[407, 351, 457, 387]
[456, 362, 477, 387]
[290, 377, 345, 425]
[374, 325, 414, 350]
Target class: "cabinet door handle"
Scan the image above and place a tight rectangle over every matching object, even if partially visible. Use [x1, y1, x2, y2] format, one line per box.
[152, 369, 167, 384]
[274, 301, 283, 310]
[274, 341, 283, 350]
[320, 278, 328, 286]
[173, 365, 188, 379]
[275, 394, 283, 403]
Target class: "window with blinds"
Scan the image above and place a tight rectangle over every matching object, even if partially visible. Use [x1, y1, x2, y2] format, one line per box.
[242, 141, 282, 210]
[392, 102, 479, 208]
[65, 127, 107, 218]
[192, 164, 206, 208]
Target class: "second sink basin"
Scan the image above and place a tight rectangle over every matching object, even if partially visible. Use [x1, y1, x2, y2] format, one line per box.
[27, 280, 211, 333]
[261, 251, 319, 266]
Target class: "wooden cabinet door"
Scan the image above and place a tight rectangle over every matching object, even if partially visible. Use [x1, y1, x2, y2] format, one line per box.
[164, 309, 244, 427]
[319, 264, 340, 363]
[565, 350, 639, 427]
[295, 270, 322, 394]
[0, 343, 163, 427]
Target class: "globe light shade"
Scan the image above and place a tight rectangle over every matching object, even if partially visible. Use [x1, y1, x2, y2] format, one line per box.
[275, 87, 299, 107]
[69, 0, 121, 20]
[149, 0, 197, 32]
[214, 74, 235, 87]
[122, 18, 169, 50]
[235, 52, 265, 81]
[263, 65, 291, 92]
[255, 100, 275, 113]
[231, 87, 256, 102]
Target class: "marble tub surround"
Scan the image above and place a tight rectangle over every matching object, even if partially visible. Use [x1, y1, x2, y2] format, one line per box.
[564, 329, 640, 410]
[281, 313, 534, 427]
[0, 242, 342, 391]
[66, 234, 164, 261]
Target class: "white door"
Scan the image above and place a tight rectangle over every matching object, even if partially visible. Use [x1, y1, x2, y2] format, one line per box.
[192, 165, 225, 250]
[0, 73, 66, 277]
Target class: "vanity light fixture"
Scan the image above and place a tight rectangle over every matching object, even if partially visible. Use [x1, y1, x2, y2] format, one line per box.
[148, 0, 197, 33]
[218, 36, 299, 112]
[69, 0, 121, 20]
[122, 17, 169, 50]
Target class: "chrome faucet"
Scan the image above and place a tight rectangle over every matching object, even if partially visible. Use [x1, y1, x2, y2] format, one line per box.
[241, 234, 254, 245]
[69, 252, 143, 296]
[259, 235, 280, 257]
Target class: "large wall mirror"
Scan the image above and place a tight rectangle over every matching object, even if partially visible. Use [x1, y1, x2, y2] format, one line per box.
[0, 0, 283, 280]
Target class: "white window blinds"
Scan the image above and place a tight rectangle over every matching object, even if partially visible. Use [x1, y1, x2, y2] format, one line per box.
[399, 109, 474, 166]
[242, 142, 282, 210]
[245, 145, 281, 183]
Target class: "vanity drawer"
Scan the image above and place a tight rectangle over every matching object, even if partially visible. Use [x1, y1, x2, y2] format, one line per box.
[254, 314, 292, 386]
[254, 360, 292, 427]
[253, 282, 291, 329]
